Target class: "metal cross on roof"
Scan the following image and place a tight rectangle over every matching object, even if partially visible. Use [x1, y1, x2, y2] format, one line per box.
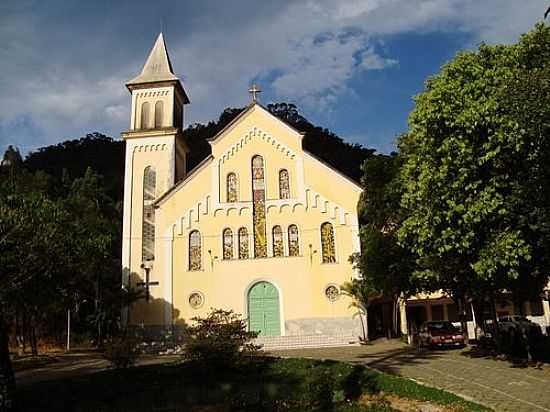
[248, 84, 262, 102]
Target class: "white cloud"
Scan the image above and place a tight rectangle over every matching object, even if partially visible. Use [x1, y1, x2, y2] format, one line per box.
[0, 0, 547, 150]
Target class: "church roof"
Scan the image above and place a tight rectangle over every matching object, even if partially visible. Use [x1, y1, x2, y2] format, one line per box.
[206, 102, 305, 143]
[127, 33, 179, 86]
[154, 155, 214, 207]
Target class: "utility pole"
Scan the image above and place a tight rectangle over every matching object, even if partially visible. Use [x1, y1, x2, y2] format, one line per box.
[66, 310, 71, 352]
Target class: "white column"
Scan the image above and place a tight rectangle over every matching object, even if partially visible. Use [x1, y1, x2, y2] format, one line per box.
[350, 215, 361, 280]
[543, 300, 550, 330]
[163, 226, 175, 326]
[121, 144, 135, 327]
[296, 155, 306, 204]
[399, 296, 408, 336]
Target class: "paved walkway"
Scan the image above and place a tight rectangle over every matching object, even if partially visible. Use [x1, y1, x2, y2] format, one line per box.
[271, 340, 550, 412]
[14, 352, 178, 388]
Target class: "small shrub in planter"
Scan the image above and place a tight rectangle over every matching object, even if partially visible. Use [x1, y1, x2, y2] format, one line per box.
[183, 308, 260, 370]
[102, 335, 140, 369]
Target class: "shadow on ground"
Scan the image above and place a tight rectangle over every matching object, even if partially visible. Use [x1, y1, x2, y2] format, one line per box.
[17, 357, 383, 412]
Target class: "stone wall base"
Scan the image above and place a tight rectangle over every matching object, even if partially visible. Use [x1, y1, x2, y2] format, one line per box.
[284, 316, 364, 338]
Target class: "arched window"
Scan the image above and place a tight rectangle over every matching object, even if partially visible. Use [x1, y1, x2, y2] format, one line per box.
[154, 100, 163, 128]
[141, 102, 150, 129]
[279, 169, 290, 199]
[272, 225, 284, 257]
[189, 230, 202, 271]
[238, 227, 249, 259]
[226, 173, 238, 202]
[320, 222, 336, 263]
[288, 224, 300, 256]
[223, 228, 233, 260]
[252, 155, 267, 257]
[142, 166, 156, 261]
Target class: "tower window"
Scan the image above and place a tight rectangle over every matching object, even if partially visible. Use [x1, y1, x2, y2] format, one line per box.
[141, 102, 151, 129]
[142, 166, 156, 261]
[154, 100, 164, 128]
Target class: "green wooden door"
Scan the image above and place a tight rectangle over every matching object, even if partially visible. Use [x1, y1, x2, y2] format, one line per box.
[248, 281, 281, 336]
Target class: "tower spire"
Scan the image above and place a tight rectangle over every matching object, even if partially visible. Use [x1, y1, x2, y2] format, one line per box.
[127, 33, 178, 86]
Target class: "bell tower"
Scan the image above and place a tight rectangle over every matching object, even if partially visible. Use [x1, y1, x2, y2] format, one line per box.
[121, 33, 189, 325]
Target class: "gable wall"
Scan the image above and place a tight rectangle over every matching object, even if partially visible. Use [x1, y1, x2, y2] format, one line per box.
[129, 106, 362, 334]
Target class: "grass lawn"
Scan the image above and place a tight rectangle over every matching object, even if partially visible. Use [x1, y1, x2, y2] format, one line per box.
[17, 356, 491, 412]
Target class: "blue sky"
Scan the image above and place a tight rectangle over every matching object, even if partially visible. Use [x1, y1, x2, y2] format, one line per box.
[0, 1, 547, 155]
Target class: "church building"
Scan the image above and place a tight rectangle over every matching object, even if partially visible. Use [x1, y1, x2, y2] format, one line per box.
[121, 34, 363, 344]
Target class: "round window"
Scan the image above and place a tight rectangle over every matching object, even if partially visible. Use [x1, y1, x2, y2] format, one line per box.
[325, 285, 340, 302]
[189, 292, 204, 309]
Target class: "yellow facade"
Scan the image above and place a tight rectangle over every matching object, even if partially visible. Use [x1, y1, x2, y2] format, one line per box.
[122, 34, 363, 338]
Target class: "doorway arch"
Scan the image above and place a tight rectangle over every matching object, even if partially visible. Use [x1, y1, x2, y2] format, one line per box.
[247, 281, 281, 336]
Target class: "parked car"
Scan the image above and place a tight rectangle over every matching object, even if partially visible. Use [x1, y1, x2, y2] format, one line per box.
[418, 321, 465, 348]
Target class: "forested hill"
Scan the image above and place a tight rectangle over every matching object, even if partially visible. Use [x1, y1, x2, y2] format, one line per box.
[24, 103, 374, 201]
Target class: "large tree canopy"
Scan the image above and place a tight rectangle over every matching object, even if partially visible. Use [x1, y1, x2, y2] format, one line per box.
[397, 23, 550, 308]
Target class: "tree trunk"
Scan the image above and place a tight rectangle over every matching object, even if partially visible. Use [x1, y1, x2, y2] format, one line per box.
[392, 296, 400, 337]
[471, 298, 486, 339]
[29, 314, 37, 357]
[457, 296, 469, 345]
[489, 291, 502, 353]
[0, 307, 17, 412]
[360, 308, 369, 343]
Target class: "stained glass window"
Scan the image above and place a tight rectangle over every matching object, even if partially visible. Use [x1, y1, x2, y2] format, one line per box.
[252, 155, 267, 257]
[189, 292, 204, 309]
[223, 228, 233, 260]
[288, 224, 299, 256]
[325, 285, 340, 302]
[141, 102, 150, 129]
[226, 173, 238, 202]
[142, 166, 156, 261]
[279, 169, 290, 199]
[272, 225, 284, 257]
[238, 227, 249, 259]
[321, 222, 336, 263]
[189, 230, 202, 271]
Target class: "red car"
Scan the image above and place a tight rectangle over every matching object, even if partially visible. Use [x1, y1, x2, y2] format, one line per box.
[418, 321, 465, 348]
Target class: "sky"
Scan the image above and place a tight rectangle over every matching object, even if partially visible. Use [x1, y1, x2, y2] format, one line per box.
[0, 1, 547, 155]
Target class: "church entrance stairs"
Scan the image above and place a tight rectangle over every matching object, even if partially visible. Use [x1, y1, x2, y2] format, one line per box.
[255, 333, 359, 350]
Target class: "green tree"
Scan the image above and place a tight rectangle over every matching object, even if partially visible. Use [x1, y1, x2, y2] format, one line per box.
[347, 154, 417, 338]
[0, 155, 130, 410]
[397, 23, 550, 345]
[0, 191, 70, 411]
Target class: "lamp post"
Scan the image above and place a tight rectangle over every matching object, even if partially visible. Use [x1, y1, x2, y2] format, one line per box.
[66, 309, 71, 352]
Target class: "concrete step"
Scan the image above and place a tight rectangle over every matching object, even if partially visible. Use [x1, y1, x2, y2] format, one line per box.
[255, 334, 359, 350]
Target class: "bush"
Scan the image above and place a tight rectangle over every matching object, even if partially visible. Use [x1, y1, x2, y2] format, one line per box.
[308, 367, 336, 412]
[102, 335, 140, 369]
[183, 308, 260, 370]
